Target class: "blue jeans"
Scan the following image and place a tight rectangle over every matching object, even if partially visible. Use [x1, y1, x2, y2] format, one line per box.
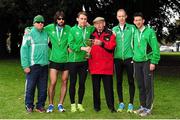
[25, 64, 48, 109]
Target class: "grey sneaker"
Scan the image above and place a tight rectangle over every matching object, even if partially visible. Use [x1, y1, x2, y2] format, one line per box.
[134, 106, 144, 114]
[139, 108, 151, 117]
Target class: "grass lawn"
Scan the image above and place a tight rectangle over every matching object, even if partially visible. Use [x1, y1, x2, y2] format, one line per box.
[0, 58, 180, 119]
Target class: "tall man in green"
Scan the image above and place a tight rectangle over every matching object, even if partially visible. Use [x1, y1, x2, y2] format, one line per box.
[68, 11, 94, 112]
[133, 12, 160, 117]
[112, 9, 135, 113]
[45, 11, 71, 113]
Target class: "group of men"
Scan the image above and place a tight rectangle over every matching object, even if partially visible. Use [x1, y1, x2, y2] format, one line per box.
[20, 8, 160, 117]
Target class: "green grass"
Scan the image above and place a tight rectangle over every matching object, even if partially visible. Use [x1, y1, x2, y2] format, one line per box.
[0, 59, 180, 119]
[160, 52, 180, 56]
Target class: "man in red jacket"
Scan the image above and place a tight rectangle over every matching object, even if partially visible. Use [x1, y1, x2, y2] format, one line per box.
[88, 17, 116, 112]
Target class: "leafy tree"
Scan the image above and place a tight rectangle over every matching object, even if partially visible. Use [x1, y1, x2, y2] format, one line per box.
[0, 0, 179, 58]
[147, 0, 180, 44]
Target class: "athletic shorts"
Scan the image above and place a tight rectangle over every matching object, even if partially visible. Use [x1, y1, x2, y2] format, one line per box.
[49, 61, 69, 71]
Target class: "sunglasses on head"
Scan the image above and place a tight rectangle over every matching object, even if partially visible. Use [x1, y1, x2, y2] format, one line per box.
[57, 17, 64, 20]
[36, 21, 44, 24]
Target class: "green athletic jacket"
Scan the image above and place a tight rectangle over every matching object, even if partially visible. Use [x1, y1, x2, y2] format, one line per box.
[20, 27, 49, 69]
[112, 23, 135, 60]
[44, 24, 71, 63]
[68, 24, 94, 62]
[133, 26, 160, 64]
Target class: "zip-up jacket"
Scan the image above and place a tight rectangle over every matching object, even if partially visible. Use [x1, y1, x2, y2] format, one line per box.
[133, 26, 160, 64]
[112, 23, 135, 60]
[68, 24, 94, 62]
[45, 24, 71, 63]
[20, 27, 49, 69]
[88, 28, 116, 75]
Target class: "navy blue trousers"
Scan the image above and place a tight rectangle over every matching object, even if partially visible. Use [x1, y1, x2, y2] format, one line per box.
[25, 64, 48, 109]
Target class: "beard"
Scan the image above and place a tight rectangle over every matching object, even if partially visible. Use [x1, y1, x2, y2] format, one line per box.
[58, 22, 65, 27]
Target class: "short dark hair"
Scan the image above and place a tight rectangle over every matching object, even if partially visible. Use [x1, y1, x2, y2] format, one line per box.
[54, 10, 65, 24]
[77, 11, 88, 18]
[133, 12, 144, 19]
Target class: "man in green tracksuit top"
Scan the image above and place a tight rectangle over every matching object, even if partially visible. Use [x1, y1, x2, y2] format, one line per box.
[133, 12, 160, 117]
[112, 9, 135, 113]
[68, 11, 94, 112]
[44, 11, 71, 113]
[20, 15, 49, 113]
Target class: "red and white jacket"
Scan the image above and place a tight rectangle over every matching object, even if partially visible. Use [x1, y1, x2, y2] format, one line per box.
[88, 28, 116, 75]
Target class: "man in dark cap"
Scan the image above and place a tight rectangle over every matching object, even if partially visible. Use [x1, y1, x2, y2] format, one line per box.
[20, 15, 49, 113]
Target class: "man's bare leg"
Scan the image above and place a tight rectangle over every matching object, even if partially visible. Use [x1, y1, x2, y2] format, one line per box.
[48, 69, 58, 104]
[59, 70, 69, 104]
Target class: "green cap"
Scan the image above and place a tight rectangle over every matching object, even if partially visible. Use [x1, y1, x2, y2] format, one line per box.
[33, 15, 44, 23]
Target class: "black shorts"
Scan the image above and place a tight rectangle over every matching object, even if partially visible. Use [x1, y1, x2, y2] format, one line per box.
[49, 61, 69, 71]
